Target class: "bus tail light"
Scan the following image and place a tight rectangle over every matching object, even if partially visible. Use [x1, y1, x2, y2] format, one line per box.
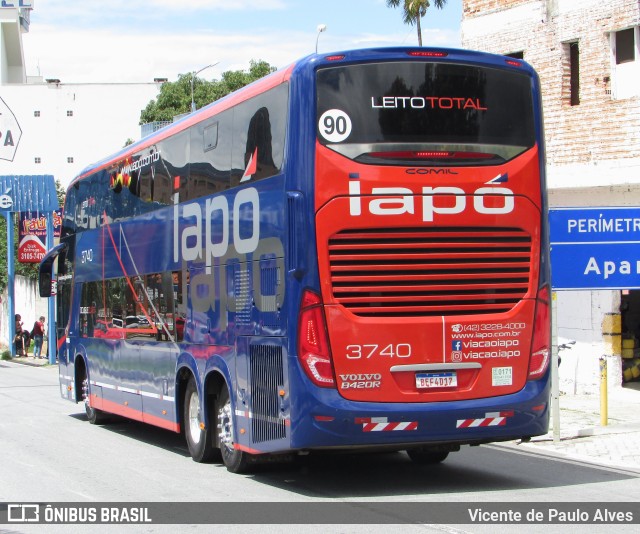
[528, 284, 551, 380]
[365, 150, 497, 161]
[297, 290, 335, 388]
[407, 50, 448, 58]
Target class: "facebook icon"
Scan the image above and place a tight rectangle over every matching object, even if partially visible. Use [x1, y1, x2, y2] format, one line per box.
[452, 340, 462, 351]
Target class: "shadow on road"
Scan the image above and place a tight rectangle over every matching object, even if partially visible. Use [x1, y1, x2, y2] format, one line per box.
[68, 412, 190, 458]
[247, 446, 638, 498]
[67, 411, 638, 498]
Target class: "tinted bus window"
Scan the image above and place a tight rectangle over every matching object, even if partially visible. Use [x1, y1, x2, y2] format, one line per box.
[189, 111, 233, 200]
[80, 272, 182, 341]
[231, 84, 288, 186]
[152, 131, 190, 205]
[317, 62, 535, 165]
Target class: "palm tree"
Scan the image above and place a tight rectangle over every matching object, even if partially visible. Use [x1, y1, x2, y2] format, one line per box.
[386, 0, 447, 46]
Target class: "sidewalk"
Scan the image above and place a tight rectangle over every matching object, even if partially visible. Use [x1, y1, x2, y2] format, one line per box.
[509, 383, 640, 472]
[9, 355, 640, 472]
[10, 353, 53, 367]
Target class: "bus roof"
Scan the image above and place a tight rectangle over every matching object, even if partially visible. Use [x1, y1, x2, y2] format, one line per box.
[69, 46, 536, 192]
[70, 62, 296, 189]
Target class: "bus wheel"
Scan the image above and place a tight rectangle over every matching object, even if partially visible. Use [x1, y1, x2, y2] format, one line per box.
[183, 377, 217, 463]
[216, 386, 251, 473]
[82, 377, 108, 425]
[406, 448, 450, 464]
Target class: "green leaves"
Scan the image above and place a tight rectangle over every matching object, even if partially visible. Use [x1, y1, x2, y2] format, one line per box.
[139, 60, 277, 124]
[385, 0, 448, 46]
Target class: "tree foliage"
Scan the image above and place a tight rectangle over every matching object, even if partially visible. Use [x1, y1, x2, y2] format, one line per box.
[0, 179, 66, 293]
[139, 60, 276, 124]
[386, 0, 447, 46]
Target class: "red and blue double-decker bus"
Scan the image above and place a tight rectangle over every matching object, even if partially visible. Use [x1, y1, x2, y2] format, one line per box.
[40, 47, 551, 473]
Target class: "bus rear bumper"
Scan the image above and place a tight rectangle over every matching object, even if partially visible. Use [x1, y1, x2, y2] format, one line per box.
[289, 378, 550, 451]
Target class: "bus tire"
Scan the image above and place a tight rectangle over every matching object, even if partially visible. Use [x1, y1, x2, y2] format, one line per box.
[183, 376, 217, 463]
[406, 449, 450, 464]
[216, 385, 251, 474]
[82, 376, 108, 425]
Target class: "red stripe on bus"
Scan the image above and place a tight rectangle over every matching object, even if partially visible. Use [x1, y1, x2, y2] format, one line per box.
[234, 443, 262, 454]
[90, 395, 180, 432]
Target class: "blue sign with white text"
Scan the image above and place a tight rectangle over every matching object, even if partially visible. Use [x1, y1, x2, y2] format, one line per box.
[549, 207, 640, 290]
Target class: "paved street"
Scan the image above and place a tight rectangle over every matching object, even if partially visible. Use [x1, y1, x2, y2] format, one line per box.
[3, 357, 640, 533]
[11, 353, 640, 474]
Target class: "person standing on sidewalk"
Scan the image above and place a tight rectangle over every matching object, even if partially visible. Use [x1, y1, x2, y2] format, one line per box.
[14, 314, 25, 357]
[31, 316, 46, 359]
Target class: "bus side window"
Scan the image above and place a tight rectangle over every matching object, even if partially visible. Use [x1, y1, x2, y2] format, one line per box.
[189, 112, 232, 201]
[204, 122, 218, 152]
[80, 281, 101, 338]
[87, 172, 104, 229]
[74, 180, 90, 231]
[173, 270, 186, 342]
[153, 131, 190, 206]
[142, 271, 177, 342]
[137, 151, 154, 204]
[62, 188, 78, 236]
[230, 85, 287, 187]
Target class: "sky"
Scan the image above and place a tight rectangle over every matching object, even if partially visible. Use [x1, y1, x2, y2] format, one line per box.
[21, 0, 462, 84]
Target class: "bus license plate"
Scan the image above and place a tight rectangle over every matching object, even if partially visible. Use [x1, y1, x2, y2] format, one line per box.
[415, 372, 457, 389]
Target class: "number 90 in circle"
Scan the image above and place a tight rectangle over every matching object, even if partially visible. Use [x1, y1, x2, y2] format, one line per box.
[319, 109, 352, 143]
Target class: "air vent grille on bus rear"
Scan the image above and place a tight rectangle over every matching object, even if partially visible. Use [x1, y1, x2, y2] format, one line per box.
[249, 344, 286, 443]
[327, 227, 532, 317]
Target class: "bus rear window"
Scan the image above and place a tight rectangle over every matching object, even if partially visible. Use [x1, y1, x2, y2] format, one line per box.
[316, 61, 535, 165]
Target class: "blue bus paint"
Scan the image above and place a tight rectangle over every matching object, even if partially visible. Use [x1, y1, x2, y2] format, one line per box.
[45, 47, 550, 470]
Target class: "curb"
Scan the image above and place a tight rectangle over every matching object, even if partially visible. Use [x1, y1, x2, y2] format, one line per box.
[531, 422, 640, 441]
[7, 357, 53, 368]
[497, 440, 640, 474]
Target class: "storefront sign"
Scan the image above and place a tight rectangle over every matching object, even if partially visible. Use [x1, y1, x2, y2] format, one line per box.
[18, 210, 62, 263]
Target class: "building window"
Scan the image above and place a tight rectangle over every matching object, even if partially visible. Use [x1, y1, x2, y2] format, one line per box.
[616, 28, 635, 64]
[563, 41, 580, 106]
[34, 110, 40, 117]
[67, 110, 74, 117]
[35, 157, 41, 164]
[67, 157, 74, 163]
[611, 27, 639, 99]
[569, 42, 580, 106]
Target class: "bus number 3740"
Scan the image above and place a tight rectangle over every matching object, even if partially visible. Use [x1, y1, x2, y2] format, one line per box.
[346, 343, 412, 359]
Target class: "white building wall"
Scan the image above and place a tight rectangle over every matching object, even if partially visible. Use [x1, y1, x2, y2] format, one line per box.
[0, 82, 163, 189]
[0, 6, 27, 85]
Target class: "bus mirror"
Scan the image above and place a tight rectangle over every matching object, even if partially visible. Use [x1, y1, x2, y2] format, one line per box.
[38, 242, 68, 298]
[39, 260, 53, 297]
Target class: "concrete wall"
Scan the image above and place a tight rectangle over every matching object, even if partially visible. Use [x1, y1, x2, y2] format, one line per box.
[0, 275, 48, 349]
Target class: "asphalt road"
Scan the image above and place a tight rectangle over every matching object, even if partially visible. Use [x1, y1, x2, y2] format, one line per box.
[1, 361, 638, 533]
